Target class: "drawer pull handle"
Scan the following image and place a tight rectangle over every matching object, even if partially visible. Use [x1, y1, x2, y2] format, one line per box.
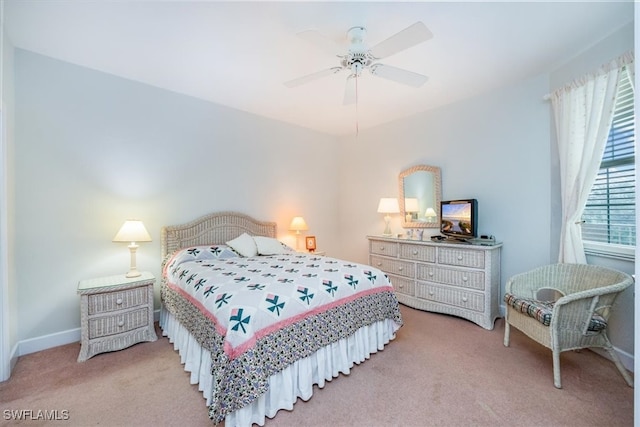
[380, 246, 385, 250]
[377, 262, 382, 266]
[399, 284, 404, 288]
[398, 266, 403, 271]
[463, 276, 468, 282]
[429, 271, 434, 277]
[412, 250, 418, 255]
[116, 298, 123, 305]
[429, 290, 434, 296]
[117, 320, 125, 327]
[457, 255, 463, 260]
[462, 296, 468, 302]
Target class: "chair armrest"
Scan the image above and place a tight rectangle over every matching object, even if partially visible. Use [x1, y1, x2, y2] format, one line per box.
[554, 279, 631, 306]
[552, 279, 631, 332]
[506, 264, 633, 300]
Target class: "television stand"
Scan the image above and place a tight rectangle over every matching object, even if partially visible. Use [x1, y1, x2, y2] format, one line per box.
[368, 235, 502, 330]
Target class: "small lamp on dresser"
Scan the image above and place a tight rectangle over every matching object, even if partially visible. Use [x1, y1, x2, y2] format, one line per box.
[289, 216, 308, 250]
[425, 207, 437, 223]
[113, 219, 152, 278]
[404, 198, 419, 222]
[377, 198, 399, 236]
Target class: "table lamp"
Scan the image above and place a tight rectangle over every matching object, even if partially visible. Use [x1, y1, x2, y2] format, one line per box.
[113, 220, 152, 278]
[377, 198, 399, 236]
[404, 198, 419, 222]
[289, 216, 308, 249]
[425, 207, 437, 223]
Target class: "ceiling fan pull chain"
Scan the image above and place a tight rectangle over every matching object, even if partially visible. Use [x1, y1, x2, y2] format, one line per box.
[355, 74, 359, 136]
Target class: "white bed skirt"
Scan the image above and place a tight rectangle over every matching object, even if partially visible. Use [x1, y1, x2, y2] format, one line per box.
[159, 306, 400, 427]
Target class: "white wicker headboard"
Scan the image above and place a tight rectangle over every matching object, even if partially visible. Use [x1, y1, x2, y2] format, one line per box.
[161, 211, 277, 258]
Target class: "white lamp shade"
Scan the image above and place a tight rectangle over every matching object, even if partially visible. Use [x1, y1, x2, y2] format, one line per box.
[289, 216, 309, 232]
[377, 198, 400, 214]
[425, 207, 437, 217]
[113, 220, 152, 243]
[404, 198, 419, 213]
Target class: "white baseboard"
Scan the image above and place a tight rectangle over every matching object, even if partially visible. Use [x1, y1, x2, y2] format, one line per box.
[17, 309, 162, 357]
[9, 342, 18, 372]
[18, 327, 80, 357]
[591, 346, 634, 373]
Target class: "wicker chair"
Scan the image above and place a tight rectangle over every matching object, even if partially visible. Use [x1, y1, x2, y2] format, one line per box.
[503, 263, 634, 389]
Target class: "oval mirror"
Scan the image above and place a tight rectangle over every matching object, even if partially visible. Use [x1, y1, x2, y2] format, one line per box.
[399, 165, 442, 229]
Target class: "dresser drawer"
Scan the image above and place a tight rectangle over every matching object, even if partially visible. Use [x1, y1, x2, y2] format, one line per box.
[88, 286, 148, 315]
[370, 255, 414, 278]
[388, 274, 415, 297]
[437, 248, 485, 269]
[415, 282, 484, 313]
[416, 265, 485, 291]
[399, 243, 436, 263]
[88, 307, 150, 339]
[369, 240, 398, 257]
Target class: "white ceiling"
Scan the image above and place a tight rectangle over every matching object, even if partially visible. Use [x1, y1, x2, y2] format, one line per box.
[4, 1, 634, 136]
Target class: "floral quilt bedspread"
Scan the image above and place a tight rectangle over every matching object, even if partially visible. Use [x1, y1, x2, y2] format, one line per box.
[161, 245, 403, 422]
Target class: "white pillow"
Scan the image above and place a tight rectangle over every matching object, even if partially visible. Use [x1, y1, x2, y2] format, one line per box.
[226, 233, 258, 257]
[254, 236, 287, 255]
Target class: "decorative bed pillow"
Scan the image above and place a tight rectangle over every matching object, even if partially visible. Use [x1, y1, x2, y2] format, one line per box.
[254, 236, 288, 255]
[226, 233, 258, 257]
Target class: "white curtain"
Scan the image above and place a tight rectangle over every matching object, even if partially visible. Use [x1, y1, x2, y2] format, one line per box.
[551, 51, 634, 263]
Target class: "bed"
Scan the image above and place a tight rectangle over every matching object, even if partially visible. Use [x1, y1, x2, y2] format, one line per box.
[159, 212, 403, 426]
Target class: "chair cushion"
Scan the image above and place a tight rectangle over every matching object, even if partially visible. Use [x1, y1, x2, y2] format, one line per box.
[504, 293, 607, 332]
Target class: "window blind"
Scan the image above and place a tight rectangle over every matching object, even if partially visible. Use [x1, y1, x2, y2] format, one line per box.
[581, 68, 635, 246]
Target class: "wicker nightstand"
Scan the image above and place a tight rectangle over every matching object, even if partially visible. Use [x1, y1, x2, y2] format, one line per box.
[77, 272, 157, 362]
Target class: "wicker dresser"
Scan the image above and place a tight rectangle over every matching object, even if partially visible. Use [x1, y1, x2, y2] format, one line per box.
[368, 236, 502, 330]
[77, 272, 157, 361]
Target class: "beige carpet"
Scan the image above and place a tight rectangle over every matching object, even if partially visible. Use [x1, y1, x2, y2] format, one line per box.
[0, 305, 633, 426]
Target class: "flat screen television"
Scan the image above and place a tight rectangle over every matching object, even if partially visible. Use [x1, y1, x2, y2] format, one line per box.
[440, 199, 478, 240]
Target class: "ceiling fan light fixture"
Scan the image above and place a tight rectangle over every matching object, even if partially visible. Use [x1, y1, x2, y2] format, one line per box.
[347, 26, 366, 44]
[285, 22, 431, 98]
[343, 51, 371, 77]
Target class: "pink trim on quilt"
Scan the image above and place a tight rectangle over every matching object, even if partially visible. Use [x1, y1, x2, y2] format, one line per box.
[165, 280, 393, 360]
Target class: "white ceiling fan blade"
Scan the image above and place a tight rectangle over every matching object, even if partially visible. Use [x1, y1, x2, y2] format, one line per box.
[369, 22, 433, 59]
[370, 64, 428, 87]
[297, 30, 344, 56]
[343, 75, 356, 105]
[284, 67, 341, 88]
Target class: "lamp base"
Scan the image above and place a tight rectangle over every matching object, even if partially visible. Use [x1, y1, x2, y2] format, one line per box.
[125, 270, 142, 278]
[382, 216, 392, 236]
[126, 243, 141, 278]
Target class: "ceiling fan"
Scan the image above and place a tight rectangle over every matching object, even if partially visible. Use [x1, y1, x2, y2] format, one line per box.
[284, 22, 433, 105]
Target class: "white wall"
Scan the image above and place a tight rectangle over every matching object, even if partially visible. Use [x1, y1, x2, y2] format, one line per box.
[337, 73, 553, 289]
[1, 2, 17, 380]
[13, 50, 340, 344]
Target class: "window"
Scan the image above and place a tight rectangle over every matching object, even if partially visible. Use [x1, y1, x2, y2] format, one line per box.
[581, 67, 635, 257]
